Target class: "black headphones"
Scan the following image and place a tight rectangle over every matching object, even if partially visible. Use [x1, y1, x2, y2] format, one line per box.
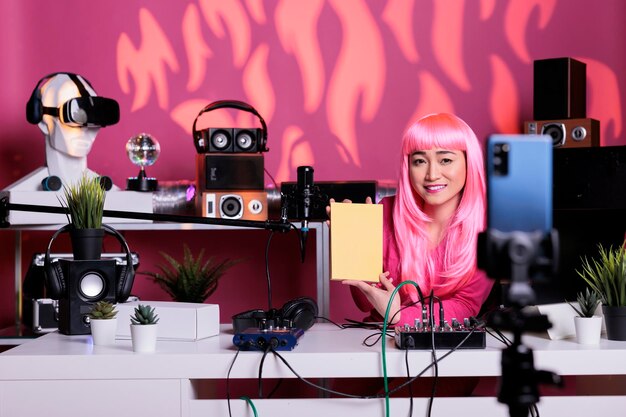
[232, 297, 318, 333]
[192, 100, 268, 153]
[44, 224, 135, 302]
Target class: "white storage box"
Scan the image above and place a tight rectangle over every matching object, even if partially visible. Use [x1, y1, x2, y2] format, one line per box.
[115, 301, 220, 341]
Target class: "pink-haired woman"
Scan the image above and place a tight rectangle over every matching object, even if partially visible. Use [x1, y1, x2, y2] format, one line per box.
[343, 113, 493, 325]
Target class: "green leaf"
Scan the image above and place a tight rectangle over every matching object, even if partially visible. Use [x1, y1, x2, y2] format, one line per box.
[576, 244, 626, 307]
[58, 173, 106, 229]
[140, 244, 241, 303]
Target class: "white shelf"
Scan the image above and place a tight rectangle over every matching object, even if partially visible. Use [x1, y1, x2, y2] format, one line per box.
[6, 221, 330, 343]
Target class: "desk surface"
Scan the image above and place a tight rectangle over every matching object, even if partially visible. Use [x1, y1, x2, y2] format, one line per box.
[2, 323, 625, 382]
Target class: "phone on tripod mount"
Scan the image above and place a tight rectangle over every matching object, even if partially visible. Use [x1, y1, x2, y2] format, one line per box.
[481, 134, 558, 301]
[480, 134, 562, 417]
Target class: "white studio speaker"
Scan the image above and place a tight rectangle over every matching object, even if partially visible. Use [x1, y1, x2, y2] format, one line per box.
[200, 190, 268, 220]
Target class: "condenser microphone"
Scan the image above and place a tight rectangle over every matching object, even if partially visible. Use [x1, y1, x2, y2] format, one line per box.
[297, 166, 314, 262]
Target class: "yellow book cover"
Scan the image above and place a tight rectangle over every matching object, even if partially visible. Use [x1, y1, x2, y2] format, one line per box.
[330, 202, 383, 282]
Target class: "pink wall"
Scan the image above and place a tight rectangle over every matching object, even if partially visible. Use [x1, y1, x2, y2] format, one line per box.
[1, 0, 625, 329]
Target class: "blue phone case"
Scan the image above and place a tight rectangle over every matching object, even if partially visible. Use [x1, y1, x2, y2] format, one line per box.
[486, 134, 552, 233]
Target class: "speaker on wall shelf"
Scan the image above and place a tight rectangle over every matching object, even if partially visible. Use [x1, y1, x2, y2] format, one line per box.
[524, 118, 599, 148]
[23, 252, 139, 334]
[196, 128, 264, 153]
[43, 224, 137, 335]
[196, 154, 265, 191]
[200, 190, 268, 221]
[57, 259, 117, 335]
[533, 57, 587, 121]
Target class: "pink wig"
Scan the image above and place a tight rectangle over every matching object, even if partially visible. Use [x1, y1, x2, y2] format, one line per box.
[393, 113, 486, 298]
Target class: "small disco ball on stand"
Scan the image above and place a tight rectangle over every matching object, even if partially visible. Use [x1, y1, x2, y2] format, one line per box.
[126, 133, 160, 192]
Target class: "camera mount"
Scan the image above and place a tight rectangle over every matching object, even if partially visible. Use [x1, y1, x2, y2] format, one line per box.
[478, 229, 563, 417]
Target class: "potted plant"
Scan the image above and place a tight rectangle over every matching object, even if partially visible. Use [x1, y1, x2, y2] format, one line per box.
[577, 243, 626, 341]
[567, 288, 602, 344]
[59, 174, 106, 260]
[130, 304, 159, 353]
[141, 244, 239, 303]
[88, 301, 118, 346]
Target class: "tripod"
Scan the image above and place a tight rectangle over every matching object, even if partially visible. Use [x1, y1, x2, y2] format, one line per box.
[479, 229, 563, 417]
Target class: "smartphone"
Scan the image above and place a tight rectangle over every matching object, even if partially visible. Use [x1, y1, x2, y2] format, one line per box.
[486, 134, 552, 233]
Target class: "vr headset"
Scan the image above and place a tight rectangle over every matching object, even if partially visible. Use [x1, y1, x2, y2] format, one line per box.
[27, 72, 120, 127]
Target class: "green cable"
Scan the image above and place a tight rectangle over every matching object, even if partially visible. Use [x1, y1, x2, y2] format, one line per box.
[239, 396, 259, 417]
[381, 279, 420, 417]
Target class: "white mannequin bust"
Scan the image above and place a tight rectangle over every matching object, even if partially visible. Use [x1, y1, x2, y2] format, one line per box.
[39, 73, 100, 186]
[2, 73, 155, 225]
[6, 73, 113, 191]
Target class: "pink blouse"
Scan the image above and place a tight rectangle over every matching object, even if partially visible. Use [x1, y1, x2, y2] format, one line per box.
[350, 196, 493, 325]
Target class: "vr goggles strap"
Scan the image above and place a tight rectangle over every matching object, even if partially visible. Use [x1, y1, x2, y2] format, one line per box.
[67, 73, 91, 97]
[38, 73, 91, 122]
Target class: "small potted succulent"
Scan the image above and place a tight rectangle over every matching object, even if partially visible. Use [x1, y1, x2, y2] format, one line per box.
[88, 301, 118, 346]
[130, 304, 159, 353]
[567, 288, 602, 345]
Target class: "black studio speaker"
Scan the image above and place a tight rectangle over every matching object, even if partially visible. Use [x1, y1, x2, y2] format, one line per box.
[22, 252, 139, 334]
[196, 154, 265, 191]
[57, 259, 117, 335]
[533, 57, 586, 121]
[192, 100, 269, 154]
[43, 224, 136, 335]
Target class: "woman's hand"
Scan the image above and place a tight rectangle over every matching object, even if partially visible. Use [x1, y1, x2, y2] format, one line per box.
[342, 271, 401, 324]
[325, 196, 372, 226]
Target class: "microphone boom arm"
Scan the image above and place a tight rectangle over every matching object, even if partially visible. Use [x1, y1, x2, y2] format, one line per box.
[0, 197, 292, 233]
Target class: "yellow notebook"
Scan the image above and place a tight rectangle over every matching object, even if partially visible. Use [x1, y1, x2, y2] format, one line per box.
[330, 202, 383, 282]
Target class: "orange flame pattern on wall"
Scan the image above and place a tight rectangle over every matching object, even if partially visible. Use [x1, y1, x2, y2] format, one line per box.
[115, 0, 622, 183]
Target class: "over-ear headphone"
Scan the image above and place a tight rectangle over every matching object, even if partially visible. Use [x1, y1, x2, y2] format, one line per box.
[192, 100, 268, 153]
[26, 72, 94, 125]
[44, 224, 135, 302]
[232, 297, 318, 333]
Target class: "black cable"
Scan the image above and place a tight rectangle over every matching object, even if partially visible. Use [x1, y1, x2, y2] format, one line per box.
[264, 167, 279, 189]
[314, 316, 347, 329]
[405, 337, 415, 417]
[269, 348, 366, 398]
[258, 344, 272, 397]
[263, 221, 298, 311]
[427, 291, 438, 417]
[226, 349, 242, 417]
[264, 230, 275, 310]
[267, 378, 284, 398]
[266, 326, 481, 400]
[388, 326, 482, 395]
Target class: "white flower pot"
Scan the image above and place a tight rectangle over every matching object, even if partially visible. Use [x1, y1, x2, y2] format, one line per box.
[574, 316, 602, 345]
[90, 318, 118, 346]
[130, 324, 158, 353]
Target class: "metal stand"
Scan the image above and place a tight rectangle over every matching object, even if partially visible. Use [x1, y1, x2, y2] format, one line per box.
[479, 229, 563, 417]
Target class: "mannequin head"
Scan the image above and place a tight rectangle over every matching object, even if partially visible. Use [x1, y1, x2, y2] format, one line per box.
[23, 72, 120, 188]
[36, 73, 100, 157]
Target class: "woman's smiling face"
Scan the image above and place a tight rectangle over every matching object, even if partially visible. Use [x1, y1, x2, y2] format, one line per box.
[409, 148, 467, 212]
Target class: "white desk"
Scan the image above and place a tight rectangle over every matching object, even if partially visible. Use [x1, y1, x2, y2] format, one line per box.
[1, 323, 626, 417]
